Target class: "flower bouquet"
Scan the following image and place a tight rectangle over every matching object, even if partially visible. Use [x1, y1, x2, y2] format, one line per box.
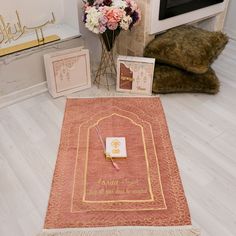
[82, 0, 141, 51]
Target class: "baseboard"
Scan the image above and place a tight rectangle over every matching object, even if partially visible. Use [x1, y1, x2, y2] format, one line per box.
[224, 27, 236, 40]
[0, 82, 48, 109]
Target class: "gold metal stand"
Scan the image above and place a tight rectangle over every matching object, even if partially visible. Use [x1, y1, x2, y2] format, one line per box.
[94, 35, 117, 90]
[0, 35, 60, 57]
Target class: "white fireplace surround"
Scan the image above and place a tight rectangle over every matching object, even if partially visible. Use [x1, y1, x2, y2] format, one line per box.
[116, 0, 229, 58]
[150, 0, 227, 34]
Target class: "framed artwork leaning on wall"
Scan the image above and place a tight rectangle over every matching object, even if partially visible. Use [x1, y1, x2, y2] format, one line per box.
[44, 47, 91, 98]
[116, 56, 155, 96]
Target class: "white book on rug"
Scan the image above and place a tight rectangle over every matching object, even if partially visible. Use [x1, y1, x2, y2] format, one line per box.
[106, 137, 127, 158]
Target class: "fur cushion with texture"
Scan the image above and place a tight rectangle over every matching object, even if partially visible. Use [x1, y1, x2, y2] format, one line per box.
[152, 64, 220, 94]
[144, 25, 228, 74]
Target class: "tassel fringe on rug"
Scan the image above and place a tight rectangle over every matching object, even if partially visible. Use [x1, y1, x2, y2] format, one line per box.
[38, 226, 200, 236]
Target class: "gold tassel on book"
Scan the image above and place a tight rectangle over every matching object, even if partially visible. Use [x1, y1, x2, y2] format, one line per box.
[37, 226, 200, 236]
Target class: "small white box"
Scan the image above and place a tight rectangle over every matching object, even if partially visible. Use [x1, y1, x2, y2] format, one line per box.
[106, 137, 127, 158]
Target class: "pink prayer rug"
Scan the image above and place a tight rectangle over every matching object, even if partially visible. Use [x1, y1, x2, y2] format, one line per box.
[38, 97, 200, 236]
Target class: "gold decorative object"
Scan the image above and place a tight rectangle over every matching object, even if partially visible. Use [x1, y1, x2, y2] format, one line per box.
[120, 76, 134, 82]
[94, 30, 120, 90]
[111, 139, 121, 154]
[0, 11, 60, 57]
[0, 35, 60, 57]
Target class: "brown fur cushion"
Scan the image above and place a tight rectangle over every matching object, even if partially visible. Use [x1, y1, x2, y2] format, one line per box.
[153, 64, 219, 94]
[144, 26, 228, 74]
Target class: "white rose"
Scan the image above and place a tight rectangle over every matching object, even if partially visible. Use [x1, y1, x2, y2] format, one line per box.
[112, 0, 128, 9]
[120, 15, 132, 30]
[85, 7, 102, 34]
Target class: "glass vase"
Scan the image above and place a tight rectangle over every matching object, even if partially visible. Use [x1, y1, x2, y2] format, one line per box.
[94, 29, 120, 90]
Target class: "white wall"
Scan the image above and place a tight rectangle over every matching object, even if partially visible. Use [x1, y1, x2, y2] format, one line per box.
[224, 0, 236, 39]
[1, 0, 64, 26]
[64, 0, 80, 31]
[77, 0, 101, 69]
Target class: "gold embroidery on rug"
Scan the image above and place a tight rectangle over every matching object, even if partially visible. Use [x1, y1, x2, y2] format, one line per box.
[70, 107, 167, 212]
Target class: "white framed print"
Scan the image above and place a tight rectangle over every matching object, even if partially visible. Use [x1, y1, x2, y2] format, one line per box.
[44, 47, 91, 98]
[117, 56, 155, 95]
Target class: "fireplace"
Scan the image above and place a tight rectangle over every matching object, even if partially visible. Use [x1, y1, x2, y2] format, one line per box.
[117, 0, 228, 56]
[159, 0, 224, 20]
[150, 0, 226, 34]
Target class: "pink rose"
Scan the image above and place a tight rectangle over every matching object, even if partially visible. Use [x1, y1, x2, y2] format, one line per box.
[99, 24, 107, 33]
[107, 20, 118, 30]
[106, 8, 124, 22]
[99, 6, 109, 14]
[126, 0, 138, 11]
[100, 15, 108, 25]
[98, 15, 108, 33]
